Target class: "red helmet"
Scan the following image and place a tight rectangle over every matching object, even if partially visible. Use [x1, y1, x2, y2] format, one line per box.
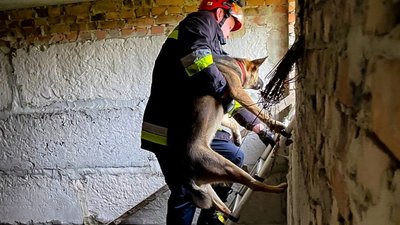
[199, 0, 244, 31]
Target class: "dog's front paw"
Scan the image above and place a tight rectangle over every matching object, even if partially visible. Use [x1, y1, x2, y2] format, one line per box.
[275, 182, 288, 192]
[277, 182, 288, 189]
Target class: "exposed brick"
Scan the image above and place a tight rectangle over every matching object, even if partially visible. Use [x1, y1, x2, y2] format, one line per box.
[98, 20, 125, 29]
[246, 0, 265, 6]
[9, 9, 35, 20]
[50, 24, 70, 34]
[91, 13, 106, 21]
[0, 40, 10, 48]
[274, 5, 288, 13]
[151, 25, 164, 35]
[65, 3, 91, 16]
[36, 7, 49, 17]
[167, 6, 183, 14]
[288, 12, 295, 23]
[127, 17, 154, 26]
[7, 21, 19, 28]
[288, 4, 295, 12]
[124, 22, 134, 29]
[0, 19, 6, 28]
[49, 33, 66, 43]
[76, 15, 90, 23]
[183, 5, 198, 13]
[265, 0, 286, 4]
[64, 15, 77, 24]
[28, 27, 42, 36]
[123, 0, 134, 8]
[184, 0, 198, 6]
[70, 23, 80, 31]
[142, 0, 154, 7]
[9, 28, 22, 38]
[152, 7, 167, 16]
[107, 28, 121, 38]
[87, 22, 97, 30]
[132, 27, 148, 36]
[156, 0, 184, 5]
[35, 18, 48, 26]
[21, 19, 35, 27]
[133, 0, 142, 6]
[155, 15, 183, 25]
[78, 30, 93, 40]
[41, 26, 50, 35]
[106, 12, 121, 20]
[0, 12, 8, 20]
[48, 17, 62, 25]
[77, 23, 89, 31]
[48, 6, 62, 17]
[121, 28, 135, 37]
[135, 7, 151, 17]
[95, 30, 108, 40]
[120, 9, 135, 19]
[66, 31, 78, 41]
[133, 0, 152, 7]
[92, 0, 122, 14]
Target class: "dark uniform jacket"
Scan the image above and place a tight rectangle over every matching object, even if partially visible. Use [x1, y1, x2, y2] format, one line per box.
[141, 10, 229, 152]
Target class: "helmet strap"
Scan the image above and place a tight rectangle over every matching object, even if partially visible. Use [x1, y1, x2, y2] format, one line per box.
[218, 9, 231, 28]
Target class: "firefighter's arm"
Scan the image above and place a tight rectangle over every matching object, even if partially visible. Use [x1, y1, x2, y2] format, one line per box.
[178, 16, 227, 97]
[232, 107, 276, 147]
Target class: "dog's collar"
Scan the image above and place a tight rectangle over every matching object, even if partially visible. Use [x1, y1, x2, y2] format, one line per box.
[235, 59, 247, 86]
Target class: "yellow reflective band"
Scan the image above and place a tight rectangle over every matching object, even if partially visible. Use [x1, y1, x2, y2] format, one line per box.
[216, 212, 226, 224]
[168, 29, 179, 40]
[228, 100, 242, 116]
[141, 131, 167, 146]
[185, 54, 213, 77]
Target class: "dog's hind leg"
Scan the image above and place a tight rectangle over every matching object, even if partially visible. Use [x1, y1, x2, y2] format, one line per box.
[189, 180, 213, 209]
[199, 152, 287, 193]
[222, 160, 288, 193]
[204, 184, 232, 216]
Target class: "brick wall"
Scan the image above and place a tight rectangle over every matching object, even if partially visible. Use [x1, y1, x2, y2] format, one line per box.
[288, 0, 400, 224]
[0, 0, 290, 49]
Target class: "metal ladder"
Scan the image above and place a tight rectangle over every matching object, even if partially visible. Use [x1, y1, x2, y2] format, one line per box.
[226, 116, 295, 224]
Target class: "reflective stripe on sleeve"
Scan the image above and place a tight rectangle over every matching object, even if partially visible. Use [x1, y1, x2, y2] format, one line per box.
[180, 49, 214, 77]
[228, 100, 242, 116]
[141, 122, 168, 146]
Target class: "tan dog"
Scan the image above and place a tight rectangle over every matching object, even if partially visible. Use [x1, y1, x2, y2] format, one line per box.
[168, 55, 288, 220]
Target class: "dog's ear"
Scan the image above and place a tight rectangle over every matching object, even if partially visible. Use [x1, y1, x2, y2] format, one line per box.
[252, 57, 268, 68]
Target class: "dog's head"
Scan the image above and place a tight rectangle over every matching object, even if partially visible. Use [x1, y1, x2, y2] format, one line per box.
[240, 57, 267, 90]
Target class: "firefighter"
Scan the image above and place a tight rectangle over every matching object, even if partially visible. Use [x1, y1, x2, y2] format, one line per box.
[141, 1, 245, 224]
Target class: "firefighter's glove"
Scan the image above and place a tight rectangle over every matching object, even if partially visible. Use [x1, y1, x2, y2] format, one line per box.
[257, 129, 276, 148]
[268, 120, 290, 137]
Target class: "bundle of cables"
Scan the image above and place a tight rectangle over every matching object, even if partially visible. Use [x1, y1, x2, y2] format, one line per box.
[260, 36, 305, 110]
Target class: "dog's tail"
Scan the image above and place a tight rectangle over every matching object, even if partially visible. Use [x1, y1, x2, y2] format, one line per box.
[188, 180, 213, 209]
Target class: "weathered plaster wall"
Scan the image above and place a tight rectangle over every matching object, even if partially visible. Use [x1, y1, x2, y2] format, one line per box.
[0, 0, 290, 224]
[0, 37, 166, 224]
[288, 0, 400, 224]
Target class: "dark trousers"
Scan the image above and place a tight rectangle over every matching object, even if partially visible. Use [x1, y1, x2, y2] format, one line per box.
[155, 138, 244, 225]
